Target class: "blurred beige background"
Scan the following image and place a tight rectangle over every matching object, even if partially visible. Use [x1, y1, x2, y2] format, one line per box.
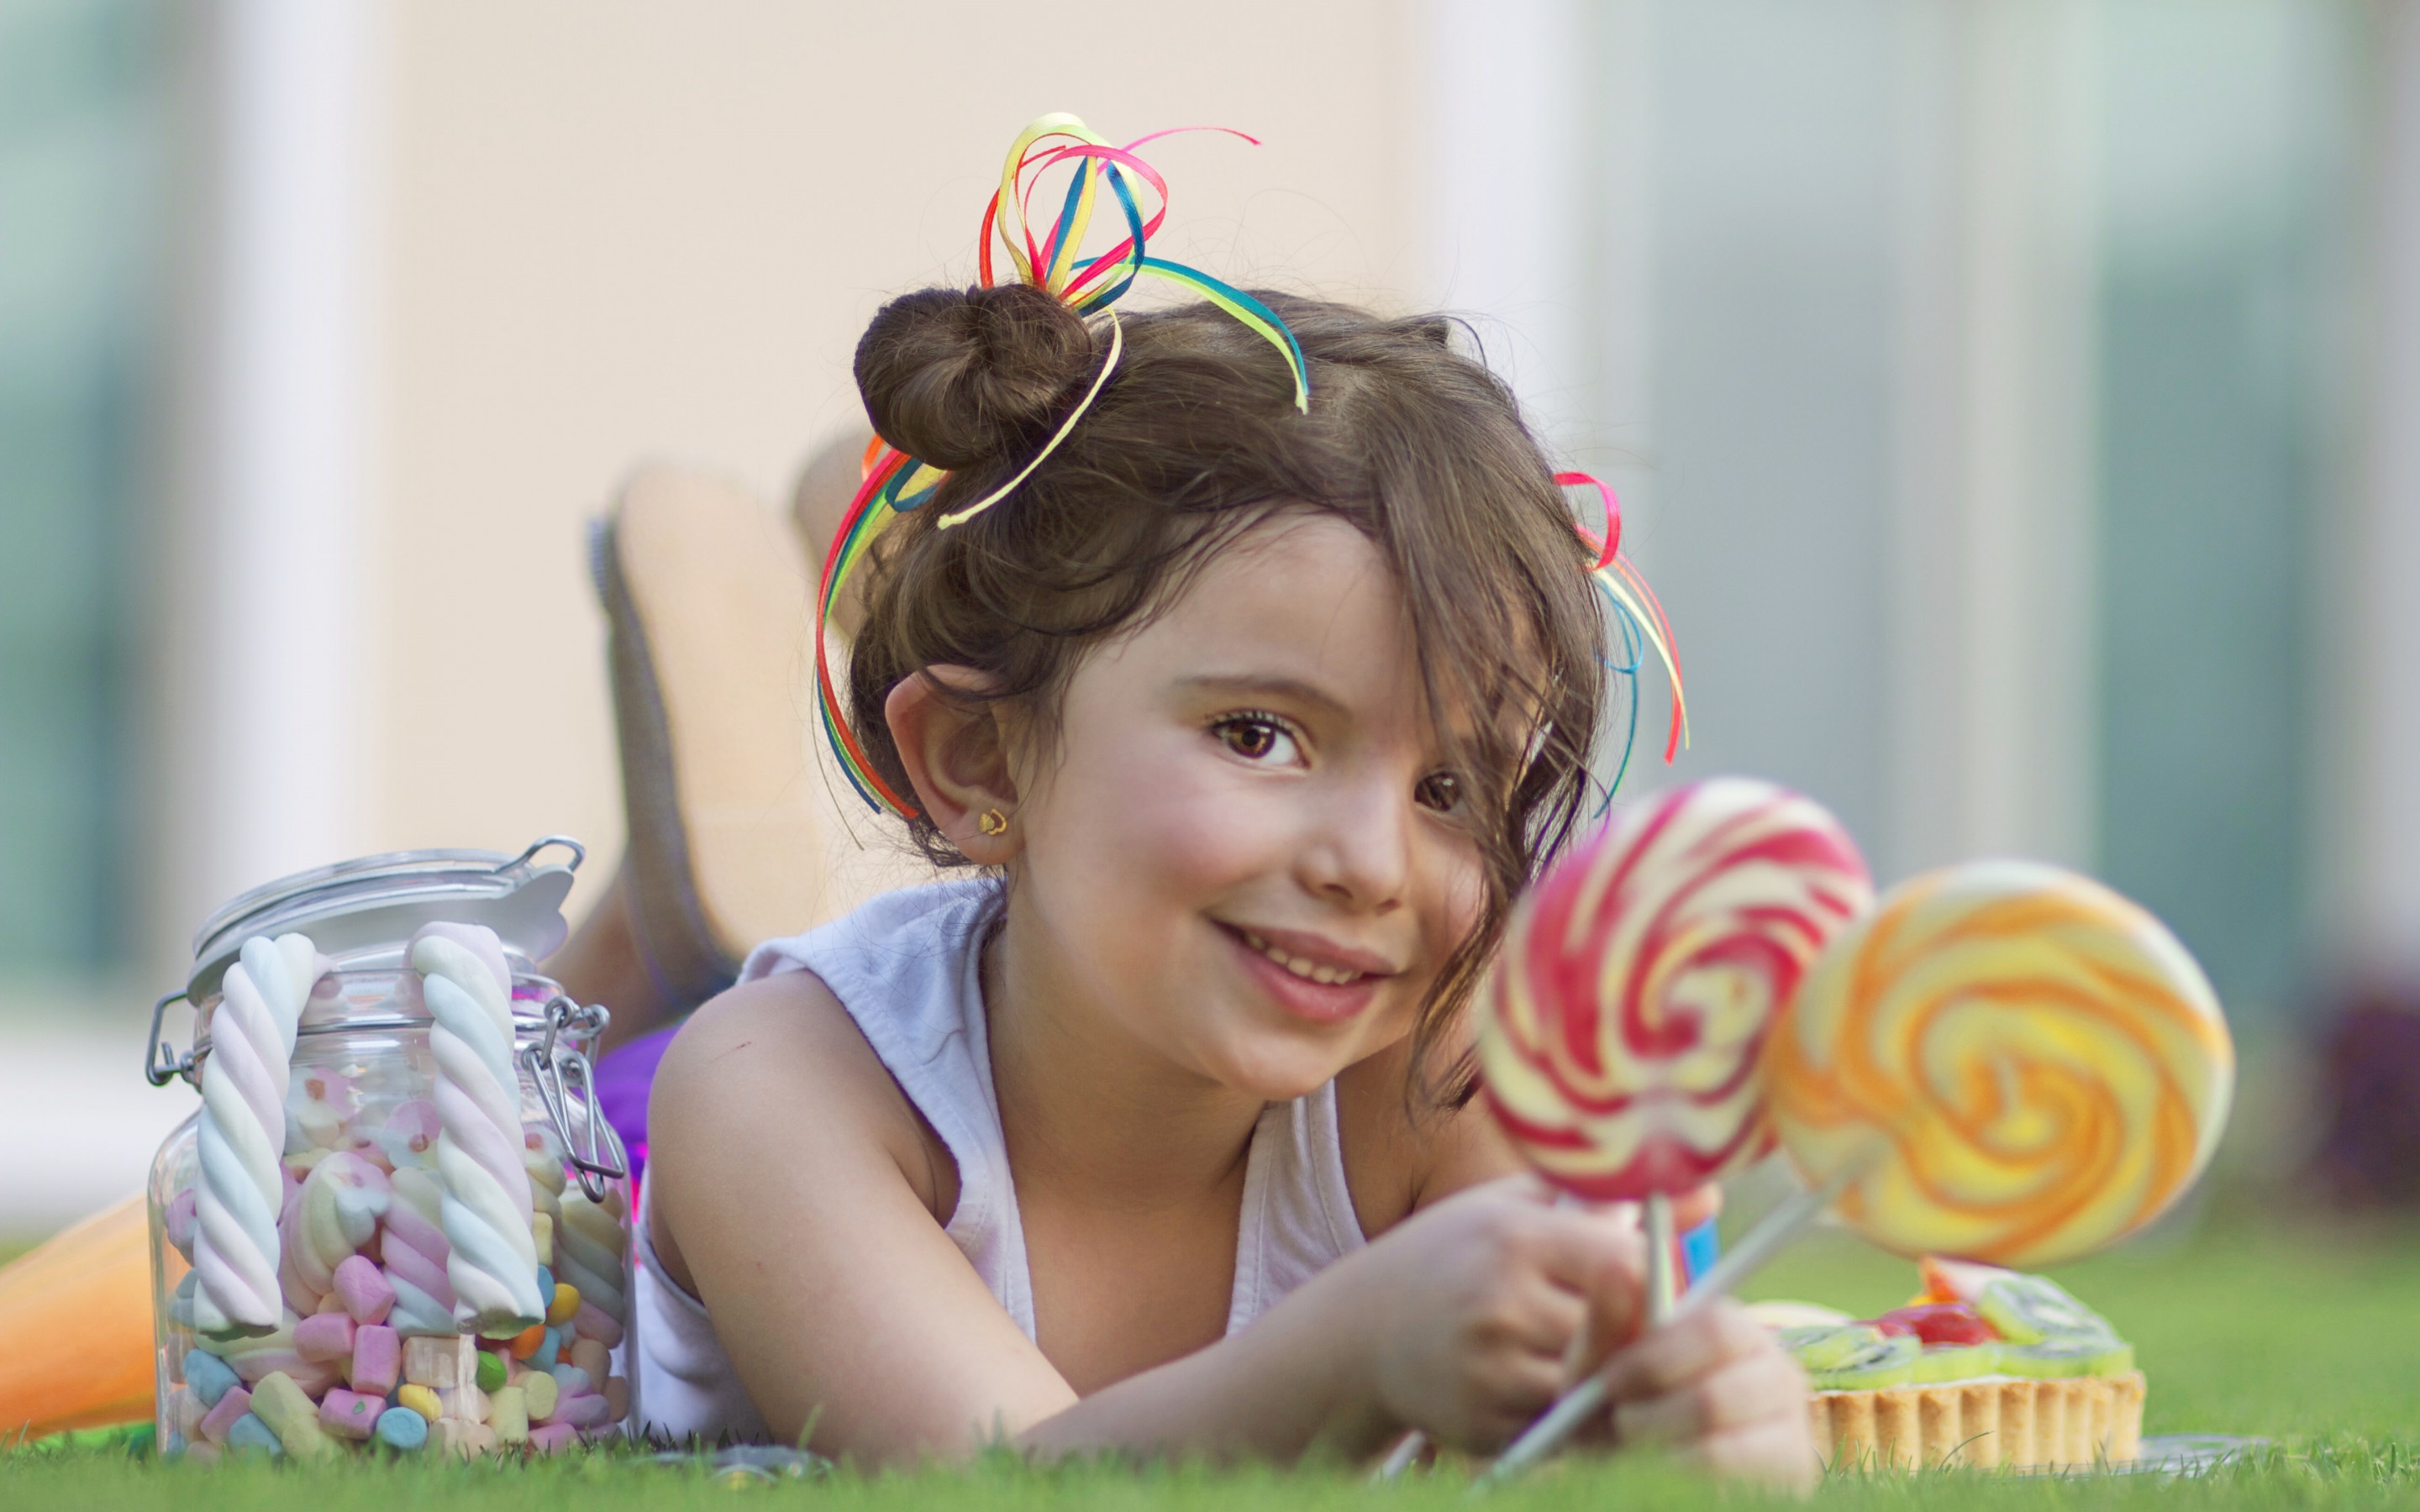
[8, 0, 2420, 1229]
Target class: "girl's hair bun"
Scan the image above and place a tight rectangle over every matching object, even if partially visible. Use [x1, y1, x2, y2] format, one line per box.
[855, 284, 1096, 470]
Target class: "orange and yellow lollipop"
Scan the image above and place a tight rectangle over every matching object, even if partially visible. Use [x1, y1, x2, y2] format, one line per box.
[1764, 859, 2234, 1268]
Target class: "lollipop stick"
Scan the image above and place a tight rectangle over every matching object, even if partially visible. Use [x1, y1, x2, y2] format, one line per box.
[1471, 1168, 1853, 1492]
[1643, 1192, 1676, 1322]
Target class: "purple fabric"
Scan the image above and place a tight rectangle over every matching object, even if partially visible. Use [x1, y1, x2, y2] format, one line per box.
[596, 1024, 678, 1189]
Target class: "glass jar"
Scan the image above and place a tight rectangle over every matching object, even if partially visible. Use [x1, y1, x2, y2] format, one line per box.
[143, 838, 635, 1461]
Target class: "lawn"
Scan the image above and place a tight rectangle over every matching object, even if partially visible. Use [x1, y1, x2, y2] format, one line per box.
[8, 1197, 2417, 1509]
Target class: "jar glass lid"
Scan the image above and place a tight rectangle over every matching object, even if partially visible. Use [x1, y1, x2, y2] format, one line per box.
[186, 836, 586, 1000]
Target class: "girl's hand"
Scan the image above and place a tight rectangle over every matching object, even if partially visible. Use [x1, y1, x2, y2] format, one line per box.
[1351, 1176, 1642, 1451]
[1598, 1302, 1819, 1491]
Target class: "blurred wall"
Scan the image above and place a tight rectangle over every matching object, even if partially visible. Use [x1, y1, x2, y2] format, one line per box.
[153, 0, 1417, 982]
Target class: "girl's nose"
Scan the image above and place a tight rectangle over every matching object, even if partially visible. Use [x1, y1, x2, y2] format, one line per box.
[1300, 769, 1412, 913]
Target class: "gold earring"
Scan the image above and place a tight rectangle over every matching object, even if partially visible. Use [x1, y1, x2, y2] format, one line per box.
[976, 807, 1009, 837]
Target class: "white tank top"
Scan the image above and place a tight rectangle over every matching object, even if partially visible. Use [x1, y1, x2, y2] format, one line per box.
[630, 879, 1368, 1441]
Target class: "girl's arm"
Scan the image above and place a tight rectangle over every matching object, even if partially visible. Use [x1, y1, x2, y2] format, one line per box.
[649, 974, 1639, 1466]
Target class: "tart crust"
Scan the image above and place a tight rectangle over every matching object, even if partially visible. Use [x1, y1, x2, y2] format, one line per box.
[1807, 1372, 2144, 1471]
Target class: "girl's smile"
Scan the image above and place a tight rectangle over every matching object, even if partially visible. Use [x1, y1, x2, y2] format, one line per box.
[996, 510, 1486, 1103]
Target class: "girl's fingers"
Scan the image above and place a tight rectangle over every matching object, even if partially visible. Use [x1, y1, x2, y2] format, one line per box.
[1670, 1182, 1723, 1233]
[1610, 1348, 1808, 1446]
[1599, 1301, 1770, 1404]
[1685, 1417, 1823, 1494]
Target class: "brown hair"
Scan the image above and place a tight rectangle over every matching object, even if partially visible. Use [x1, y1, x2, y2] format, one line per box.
[847, 283, 1607, 1103]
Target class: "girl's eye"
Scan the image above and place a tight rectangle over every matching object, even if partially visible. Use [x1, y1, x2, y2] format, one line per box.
[1414, 770, 1463, 813]
[1212, 713, 1302, 766]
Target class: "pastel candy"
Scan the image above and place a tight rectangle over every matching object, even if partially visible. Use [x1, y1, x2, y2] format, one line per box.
[571, 1300, 623, 1348]
[527, 1421, 577, 1455]
[293, 1310, 355, 1362]
[183, 1347, 239, 1408]
[249, 1370, 333, 1458]
[433, 1418, 497, 1459]
[395, 1383, 441, 1422]
[375, 1405, 429, 1450]
[332, 1254, 396, 1324]
[351, 1324, 401, 1395]
[319, 1387, 381, 1441]
[376, 1100, 443, 1170]
[476, 1349, 508, 1392]
[546, 1363, 592, 1398]
[278, 1150, 389, 1314]
[530, 1212, 554, 1268]
[544, 1283, 580, 1327]
[530, 1325, 562, 1369]
[489, 1384, 529, 1445]
[191, 934, 322, 1338]
[171, 1384, 207, 1439]
[522, 1370, 559, 1423]
[568, 1338, 608, 1383]
[225, 1413, 283, 1457]
[402, 1332, 476, 1389]
[554, 1189, 629, 1326]
[603, 1375, 628, 1422]
[549, 1392, 610, 1429]
[165, 1188, 198, 1263]
[197, 1385, 253, 1444]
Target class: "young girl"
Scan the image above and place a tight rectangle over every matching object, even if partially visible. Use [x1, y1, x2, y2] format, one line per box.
[633, 140, 1813, 1483]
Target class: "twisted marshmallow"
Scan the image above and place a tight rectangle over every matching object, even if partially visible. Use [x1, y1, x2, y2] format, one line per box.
[192, 933, 324, 1337]
[1480, 779, 1872, 1200]
[277, 1149, 389, 1313]
[554, 1186, 630, 1326]
[413, 924, 545, 1334]
[381, 1166, 458, 1336]
[1765, 860, 2234, 1267]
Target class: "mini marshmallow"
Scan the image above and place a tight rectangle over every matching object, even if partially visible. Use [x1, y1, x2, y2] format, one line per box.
[375, 1405, 429, 1451]
[570, 1301, 623, 1349]
[433, 1419, 497, 1460]
[395, 1384, 441, 1423]
[332, 1254, 396, 1324]
[531, 1325, 563, 1370]
[603, 1376, 629, 1423]
[489, 1385, 529, 1446]
[439, 1383, 488, 1424]
[530, 1213, 555, 1268]
[547, 1393, 610, 1429]
[248, 1371, 334, 1459]
[544, 1283, 580, 1327]
[545, 1364, 592, 1398]
[225, 1414, 282, 1457]
[402, 1333, 476, 1389]
[568, 1338, 609, 1383]
[197, 1386, 253, 1445]
[526, 1421, 577, 1455]
[521, 1371, 560, 1423]
[183, 1349, 239, 1409]
[293, 1311, 356, 1363]
[351, 1325, 401, 1395]
[318, 1388, 381, 1441]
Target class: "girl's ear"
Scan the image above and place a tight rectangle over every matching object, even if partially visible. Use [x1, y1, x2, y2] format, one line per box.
[885, 667, 1021, 864]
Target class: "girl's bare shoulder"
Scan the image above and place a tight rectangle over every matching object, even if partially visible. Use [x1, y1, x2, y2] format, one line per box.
[1332, 1035, 1522, 1238]
[650, 970, 956, 1222]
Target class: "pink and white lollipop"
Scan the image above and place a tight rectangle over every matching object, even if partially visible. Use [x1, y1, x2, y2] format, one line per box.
[1478, 778, 1873, 1202]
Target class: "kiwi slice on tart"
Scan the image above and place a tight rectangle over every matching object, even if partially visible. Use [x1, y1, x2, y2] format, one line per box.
[1780, 1324, 1889, 1373]
[1808, 1334, 1921, 1391]
[1908, 1341, 2004, 1383]
[2002, 1336, 2135, 1379]
[1975, 1274, 2118, 1344]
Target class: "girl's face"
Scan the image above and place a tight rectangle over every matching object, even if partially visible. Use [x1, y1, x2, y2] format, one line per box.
[1006, 513, 1489, 1101]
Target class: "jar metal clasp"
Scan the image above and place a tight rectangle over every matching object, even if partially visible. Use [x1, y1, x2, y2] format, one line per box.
[523, 995, 628, 1201]
[145, 990, 195, 1088]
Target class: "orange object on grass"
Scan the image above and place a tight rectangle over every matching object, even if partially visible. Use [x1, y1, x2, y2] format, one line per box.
[0, 1194, 156, 1441]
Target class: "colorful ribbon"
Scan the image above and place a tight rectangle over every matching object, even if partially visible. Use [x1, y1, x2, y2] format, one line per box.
[813, 115, 1686, 822]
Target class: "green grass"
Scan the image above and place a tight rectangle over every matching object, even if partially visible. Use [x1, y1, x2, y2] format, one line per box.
[9, 1201, 2419, 1509]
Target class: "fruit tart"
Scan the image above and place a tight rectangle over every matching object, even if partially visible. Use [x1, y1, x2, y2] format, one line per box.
[1754, 1257, 2144, 1472]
